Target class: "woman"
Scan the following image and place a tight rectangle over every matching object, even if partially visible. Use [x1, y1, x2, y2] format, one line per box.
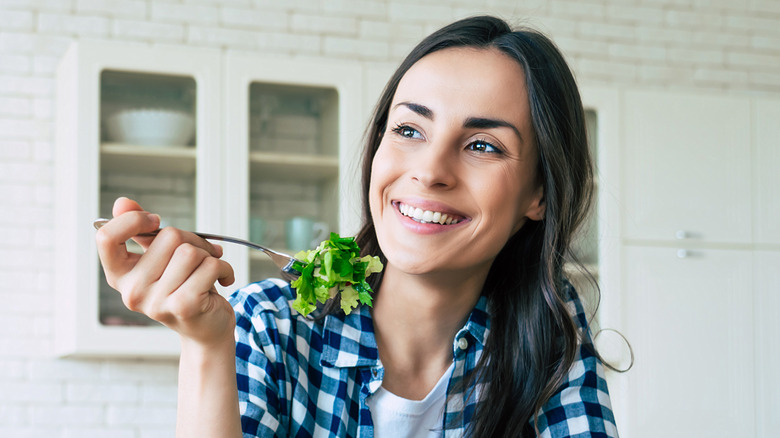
[96, 15, 617, 438]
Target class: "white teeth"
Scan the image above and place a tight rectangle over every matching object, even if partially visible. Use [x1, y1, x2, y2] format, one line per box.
[397, 202, 460, 225]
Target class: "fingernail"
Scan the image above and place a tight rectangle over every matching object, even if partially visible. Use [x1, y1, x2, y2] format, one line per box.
[149, 214, 161, 226]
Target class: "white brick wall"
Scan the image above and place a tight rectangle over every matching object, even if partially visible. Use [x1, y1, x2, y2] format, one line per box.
[1, 0, 779, 436]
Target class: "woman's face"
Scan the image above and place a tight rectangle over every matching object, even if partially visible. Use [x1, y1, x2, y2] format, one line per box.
[369, 47, 545, 279]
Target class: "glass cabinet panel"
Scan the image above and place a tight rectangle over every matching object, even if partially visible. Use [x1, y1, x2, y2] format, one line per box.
[246, 83, 340, 281]
[97, 71, 198, 327]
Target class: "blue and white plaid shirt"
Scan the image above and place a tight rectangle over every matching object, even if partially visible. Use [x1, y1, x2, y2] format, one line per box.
[230, 278, 617, 437]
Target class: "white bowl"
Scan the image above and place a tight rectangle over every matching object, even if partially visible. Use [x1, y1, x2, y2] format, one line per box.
[105, 108, 195, 147]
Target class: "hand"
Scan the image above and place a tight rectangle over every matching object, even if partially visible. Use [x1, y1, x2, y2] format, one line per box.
[95, 197, 236, 347]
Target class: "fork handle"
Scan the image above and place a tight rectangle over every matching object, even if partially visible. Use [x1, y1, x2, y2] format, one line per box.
[136, 229, 285, 258]
[93, 218, 300, 280]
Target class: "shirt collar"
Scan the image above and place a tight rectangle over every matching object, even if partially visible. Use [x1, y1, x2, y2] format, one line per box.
[320, 303, 380, 369]
[459, 295, 490, 348]
[320, 295, 491, 369]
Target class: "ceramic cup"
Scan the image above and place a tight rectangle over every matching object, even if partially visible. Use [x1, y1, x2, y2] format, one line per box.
[249, 217, 276, 245]
[285, 217, 328, 252]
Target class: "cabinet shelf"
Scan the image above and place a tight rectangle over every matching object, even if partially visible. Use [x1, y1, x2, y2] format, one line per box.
[249, 151, 338, 182]
[101, 142, 197, 175]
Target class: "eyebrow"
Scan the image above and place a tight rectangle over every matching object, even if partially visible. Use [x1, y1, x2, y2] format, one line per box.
[393, 101, 523, 143]
[464, 117, 523, 143]
[395, 101, 433, 119]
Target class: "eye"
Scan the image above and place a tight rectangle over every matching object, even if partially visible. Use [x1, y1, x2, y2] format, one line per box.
[390, 123, 423, 139]
[466, 139, 502, 154]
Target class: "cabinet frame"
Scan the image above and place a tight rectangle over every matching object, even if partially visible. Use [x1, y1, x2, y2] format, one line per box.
[579, 86, 623, 332]
[55, 41, 222, 358]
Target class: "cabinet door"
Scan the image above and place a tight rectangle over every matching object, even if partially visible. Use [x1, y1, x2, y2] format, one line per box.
[223, 54, 363, 289]
[754, 250, 780, 437]
[618, 246, 754, 438]
[754, 99, 780, 245]
[622, 90, 751, 244]
[55, 41, 222, 357]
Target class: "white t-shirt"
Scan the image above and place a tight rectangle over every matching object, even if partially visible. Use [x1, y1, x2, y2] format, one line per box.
[366, 363, 455, 437]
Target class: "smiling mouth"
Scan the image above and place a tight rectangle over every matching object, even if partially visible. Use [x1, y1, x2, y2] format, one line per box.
[397, 202, 464, 225]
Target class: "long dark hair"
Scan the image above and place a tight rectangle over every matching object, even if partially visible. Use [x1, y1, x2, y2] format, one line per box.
[354, 16, 595, 437]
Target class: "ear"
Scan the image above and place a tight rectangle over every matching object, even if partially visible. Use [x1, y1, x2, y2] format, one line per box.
[524, 184, 546, 222]
[511, 184, 546, 234]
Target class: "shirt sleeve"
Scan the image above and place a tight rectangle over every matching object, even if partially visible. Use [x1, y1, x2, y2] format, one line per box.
[534, 344, 618, 438]
[534, 282, 619, 438]
[231, 282, 291, 438]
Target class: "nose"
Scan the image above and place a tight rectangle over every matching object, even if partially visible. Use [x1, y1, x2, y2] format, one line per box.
[410, 136, 458, 189]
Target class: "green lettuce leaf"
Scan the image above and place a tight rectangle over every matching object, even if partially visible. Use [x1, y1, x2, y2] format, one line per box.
[289, 232, 383, 316]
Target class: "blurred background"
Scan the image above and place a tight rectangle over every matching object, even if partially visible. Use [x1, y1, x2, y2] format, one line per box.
[1, 0, 778, 436]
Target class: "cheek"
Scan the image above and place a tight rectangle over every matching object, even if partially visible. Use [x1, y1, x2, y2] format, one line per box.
[368, 146, 392, 216]
[481, 170, 532, 229]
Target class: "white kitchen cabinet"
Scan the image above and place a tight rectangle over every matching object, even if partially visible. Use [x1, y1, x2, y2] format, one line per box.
[620, 245, 755, 438]
[603, 89, 780, 438]
[622, 90, 752, 244]
[753, 250, 780, 437]
[55, 41, 222, 357]
[754, 99, 780, 245]
[55, 41, 363, 357]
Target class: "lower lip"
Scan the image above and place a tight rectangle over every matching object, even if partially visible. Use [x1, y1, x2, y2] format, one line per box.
[394, 205, 468, 235]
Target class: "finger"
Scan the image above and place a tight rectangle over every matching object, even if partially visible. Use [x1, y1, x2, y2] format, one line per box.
[169, 256, 235, 317]
[212, 243, 224, 259]
[112, 197, 222, 258]
[131, 227, 224, 285]
[112, 196, 144, 217]
[112, 196, 163, 248]
[152, 242, 212, 299]
[96, 210, 160, 279]
[179, 256, 235, 301]
[126, 244, 230, 322]
[159, 245, 233, 293]
[144, 227, 223, 266]
[112, 198, 162, 250]
[217, 258, 235, 286]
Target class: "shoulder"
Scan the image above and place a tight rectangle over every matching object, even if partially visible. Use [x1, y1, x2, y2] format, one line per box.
[535, 279, 619, 437]
[536, 353, 617, 437]
[229, 278, 295, 317]
[561, 278, 591, 333]
[228, 278, 323, 356]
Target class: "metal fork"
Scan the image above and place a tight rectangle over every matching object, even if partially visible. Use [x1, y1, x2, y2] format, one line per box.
[93, 218, 301, 281]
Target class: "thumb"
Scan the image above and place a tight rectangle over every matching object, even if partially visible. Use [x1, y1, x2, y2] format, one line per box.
[113, 197, 145, 217]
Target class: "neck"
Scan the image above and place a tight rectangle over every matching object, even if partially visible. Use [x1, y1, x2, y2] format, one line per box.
[370, 264, 486, 399]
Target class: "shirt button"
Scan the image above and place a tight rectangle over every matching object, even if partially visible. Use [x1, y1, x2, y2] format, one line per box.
[457, 337, 469, 350]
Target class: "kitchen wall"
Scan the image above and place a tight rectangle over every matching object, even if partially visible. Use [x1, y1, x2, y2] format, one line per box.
[1, 0, 778, 436]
